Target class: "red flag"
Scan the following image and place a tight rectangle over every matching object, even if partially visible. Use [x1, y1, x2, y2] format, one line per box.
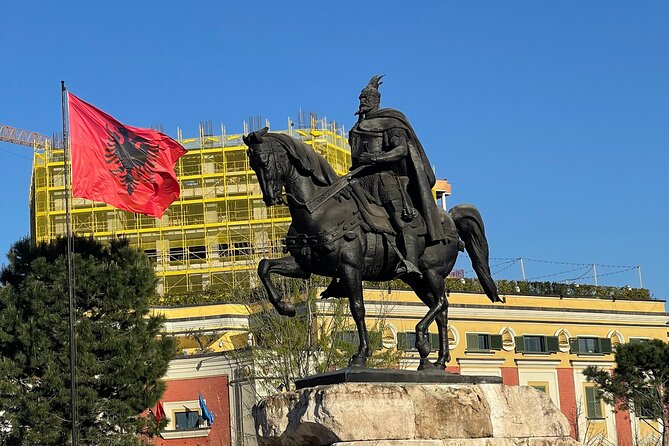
[68, 93, 186, 217]
[154, 401, 165, 422]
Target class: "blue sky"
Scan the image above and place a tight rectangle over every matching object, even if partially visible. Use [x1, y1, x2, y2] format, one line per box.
[0, 1, 667, 300]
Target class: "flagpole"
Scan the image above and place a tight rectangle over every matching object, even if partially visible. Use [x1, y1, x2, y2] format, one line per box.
[61, 81, 79, 446]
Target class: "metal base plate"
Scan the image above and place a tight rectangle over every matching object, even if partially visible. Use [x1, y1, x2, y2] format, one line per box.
[295, 367, 503, 390]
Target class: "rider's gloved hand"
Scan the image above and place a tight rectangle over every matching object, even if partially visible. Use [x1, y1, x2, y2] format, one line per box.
[358, 152, 376, 165]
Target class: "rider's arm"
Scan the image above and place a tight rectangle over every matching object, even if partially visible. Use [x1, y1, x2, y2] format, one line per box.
[370, 128, 408, 163]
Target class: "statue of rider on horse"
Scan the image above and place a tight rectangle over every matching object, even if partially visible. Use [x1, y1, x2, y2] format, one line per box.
[243, 76, 502, 371]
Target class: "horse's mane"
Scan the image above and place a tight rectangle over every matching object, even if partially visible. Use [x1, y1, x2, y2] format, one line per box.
[267, 133, 339, 186]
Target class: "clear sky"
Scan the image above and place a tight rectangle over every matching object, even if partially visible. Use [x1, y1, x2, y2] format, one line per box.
[1, 2, 667, 300]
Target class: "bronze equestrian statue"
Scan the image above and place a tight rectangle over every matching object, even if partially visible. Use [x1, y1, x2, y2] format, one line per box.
[243, 76, 502, 371]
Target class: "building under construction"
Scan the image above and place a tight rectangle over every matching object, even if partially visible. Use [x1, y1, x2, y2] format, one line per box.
[30, 116, 352, 295]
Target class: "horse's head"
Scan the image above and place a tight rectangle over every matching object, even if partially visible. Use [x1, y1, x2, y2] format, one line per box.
[243, 127, 288, 206]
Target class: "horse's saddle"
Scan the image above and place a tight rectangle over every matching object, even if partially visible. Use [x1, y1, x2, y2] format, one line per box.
[348, 181, 426, 237]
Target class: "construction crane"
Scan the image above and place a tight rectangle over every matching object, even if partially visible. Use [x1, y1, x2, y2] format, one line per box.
[0, 123, 62, 149]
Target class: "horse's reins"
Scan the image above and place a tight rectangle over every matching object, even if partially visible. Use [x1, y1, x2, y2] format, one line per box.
[253, 140, 368, 213]
[302, 165, 368, 213]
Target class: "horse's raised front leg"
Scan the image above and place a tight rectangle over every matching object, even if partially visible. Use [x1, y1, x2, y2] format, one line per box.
[340, 262, 369, 367]
[258, 256, 310, 317]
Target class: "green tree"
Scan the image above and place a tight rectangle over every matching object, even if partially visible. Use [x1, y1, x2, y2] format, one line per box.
[583, 339, 669, 446]
[0, 236, 176, 446]
[244, 278, 403, 395]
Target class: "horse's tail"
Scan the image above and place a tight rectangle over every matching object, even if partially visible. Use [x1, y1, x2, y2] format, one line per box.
[449, 204, 504, 303]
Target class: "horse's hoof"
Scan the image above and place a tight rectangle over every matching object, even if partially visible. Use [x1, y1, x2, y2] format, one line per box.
[417, 359, 438, 371]
[349, 354, 367, 368]
[275, 302, 296, 317]
[433, 351, 450, 370]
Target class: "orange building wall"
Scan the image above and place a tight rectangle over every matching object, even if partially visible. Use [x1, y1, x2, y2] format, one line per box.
[154, 376, 231, 446]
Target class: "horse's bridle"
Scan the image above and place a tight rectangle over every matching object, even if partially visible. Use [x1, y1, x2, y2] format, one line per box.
[248, 140, 288, 205]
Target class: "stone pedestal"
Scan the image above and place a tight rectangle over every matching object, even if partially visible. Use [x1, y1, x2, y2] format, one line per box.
[253, 379, 581, 446]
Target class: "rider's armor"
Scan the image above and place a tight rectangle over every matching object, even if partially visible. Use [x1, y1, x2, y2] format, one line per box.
[349, 123, 421, 276]
[350, 127, 409, 202]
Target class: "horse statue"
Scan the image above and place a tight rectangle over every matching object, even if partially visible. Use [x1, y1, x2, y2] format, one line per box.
[243, 127, 502, 370]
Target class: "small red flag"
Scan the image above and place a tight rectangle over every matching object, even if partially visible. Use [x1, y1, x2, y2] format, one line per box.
[68, 93, 186, 217]
[154, 401, 165, 422]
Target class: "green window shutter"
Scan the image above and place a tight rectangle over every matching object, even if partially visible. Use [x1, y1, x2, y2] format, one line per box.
[595, 391, 603, 418]
[397, 332, 408, 349]
[490, 334, 503, 350]
[570, 338, 580, 354]
[546, 336, 560, 353]
[515, 336, 525, 353]
[585, 387, 597, 418]
[585, 386, 604, 419]
[466, 333, 479, 350]
[429, 332, 439, 351]
[600, 338, 612, 354]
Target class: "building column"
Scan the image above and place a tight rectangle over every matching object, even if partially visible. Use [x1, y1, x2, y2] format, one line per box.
[557, 368, 577, 439]
[614, 405, 633, 446]
[501, 367, 519, 386]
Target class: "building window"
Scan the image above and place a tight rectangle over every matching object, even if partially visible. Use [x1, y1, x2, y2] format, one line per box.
[175, 410, 201, 430]
[637, 401, 658, 419]
[233, 242, 252, 256]
[335, 330, 359, 347]
[144, 249, 157, 263]
[398, 332, 417, 351]
[635, 387, 659, 419]
[579, 337, 601, 354]
[528, 381, 549, 394]
[397, 332, 439, 352]
[570, 337, 612, 355]
[218, 243, 230, 258]
[169, 247, 185, 262]
[466, 333, 503, 352]
[515, 335, 559, 353]
[629, 337, 650, 344]
[336, 330, 381, 351]
[524, 336, 545, 352]
[585, 386, 604, 419]
[188, 245, 207, 260]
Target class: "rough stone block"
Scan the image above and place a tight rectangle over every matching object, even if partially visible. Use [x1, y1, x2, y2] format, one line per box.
[478, 384, 571, 438]
[253, 382, 580, 446]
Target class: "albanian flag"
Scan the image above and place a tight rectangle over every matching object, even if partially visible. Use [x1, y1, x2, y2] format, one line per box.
[68, 93, 186, 217]
[154, 401, 165, 422]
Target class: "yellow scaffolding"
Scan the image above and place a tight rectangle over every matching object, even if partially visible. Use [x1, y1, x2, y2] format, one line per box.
[30, 118, 351, 295]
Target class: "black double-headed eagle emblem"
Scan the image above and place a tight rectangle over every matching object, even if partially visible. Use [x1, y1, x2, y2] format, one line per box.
[104, 125, 159, 195]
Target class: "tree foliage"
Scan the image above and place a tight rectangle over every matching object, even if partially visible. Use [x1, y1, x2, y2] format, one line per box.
[243, 278, 403, 394]
[0, 236, 176, 446]
[154, 276, 650, 307]
[584, 340, 669, 446]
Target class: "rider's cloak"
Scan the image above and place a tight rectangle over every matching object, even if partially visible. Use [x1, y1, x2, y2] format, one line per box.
[354, 108, 446, 243]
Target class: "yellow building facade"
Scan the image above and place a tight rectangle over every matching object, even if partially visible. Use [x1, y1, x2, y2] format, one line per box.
[30, 119, 351, 295]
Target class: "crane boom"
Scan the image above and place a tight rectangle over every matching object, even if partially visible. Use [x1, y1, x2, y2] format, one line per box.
[0, 123, 61, 149]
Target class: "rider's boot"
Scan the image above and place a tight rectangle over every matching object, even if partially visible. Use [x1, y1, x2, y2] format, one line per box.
[395, 229, 422, 279]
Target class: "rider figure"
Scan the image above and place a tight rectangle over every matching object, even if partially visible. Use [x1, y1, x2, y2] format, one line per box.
[349, 75, 446, 277]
